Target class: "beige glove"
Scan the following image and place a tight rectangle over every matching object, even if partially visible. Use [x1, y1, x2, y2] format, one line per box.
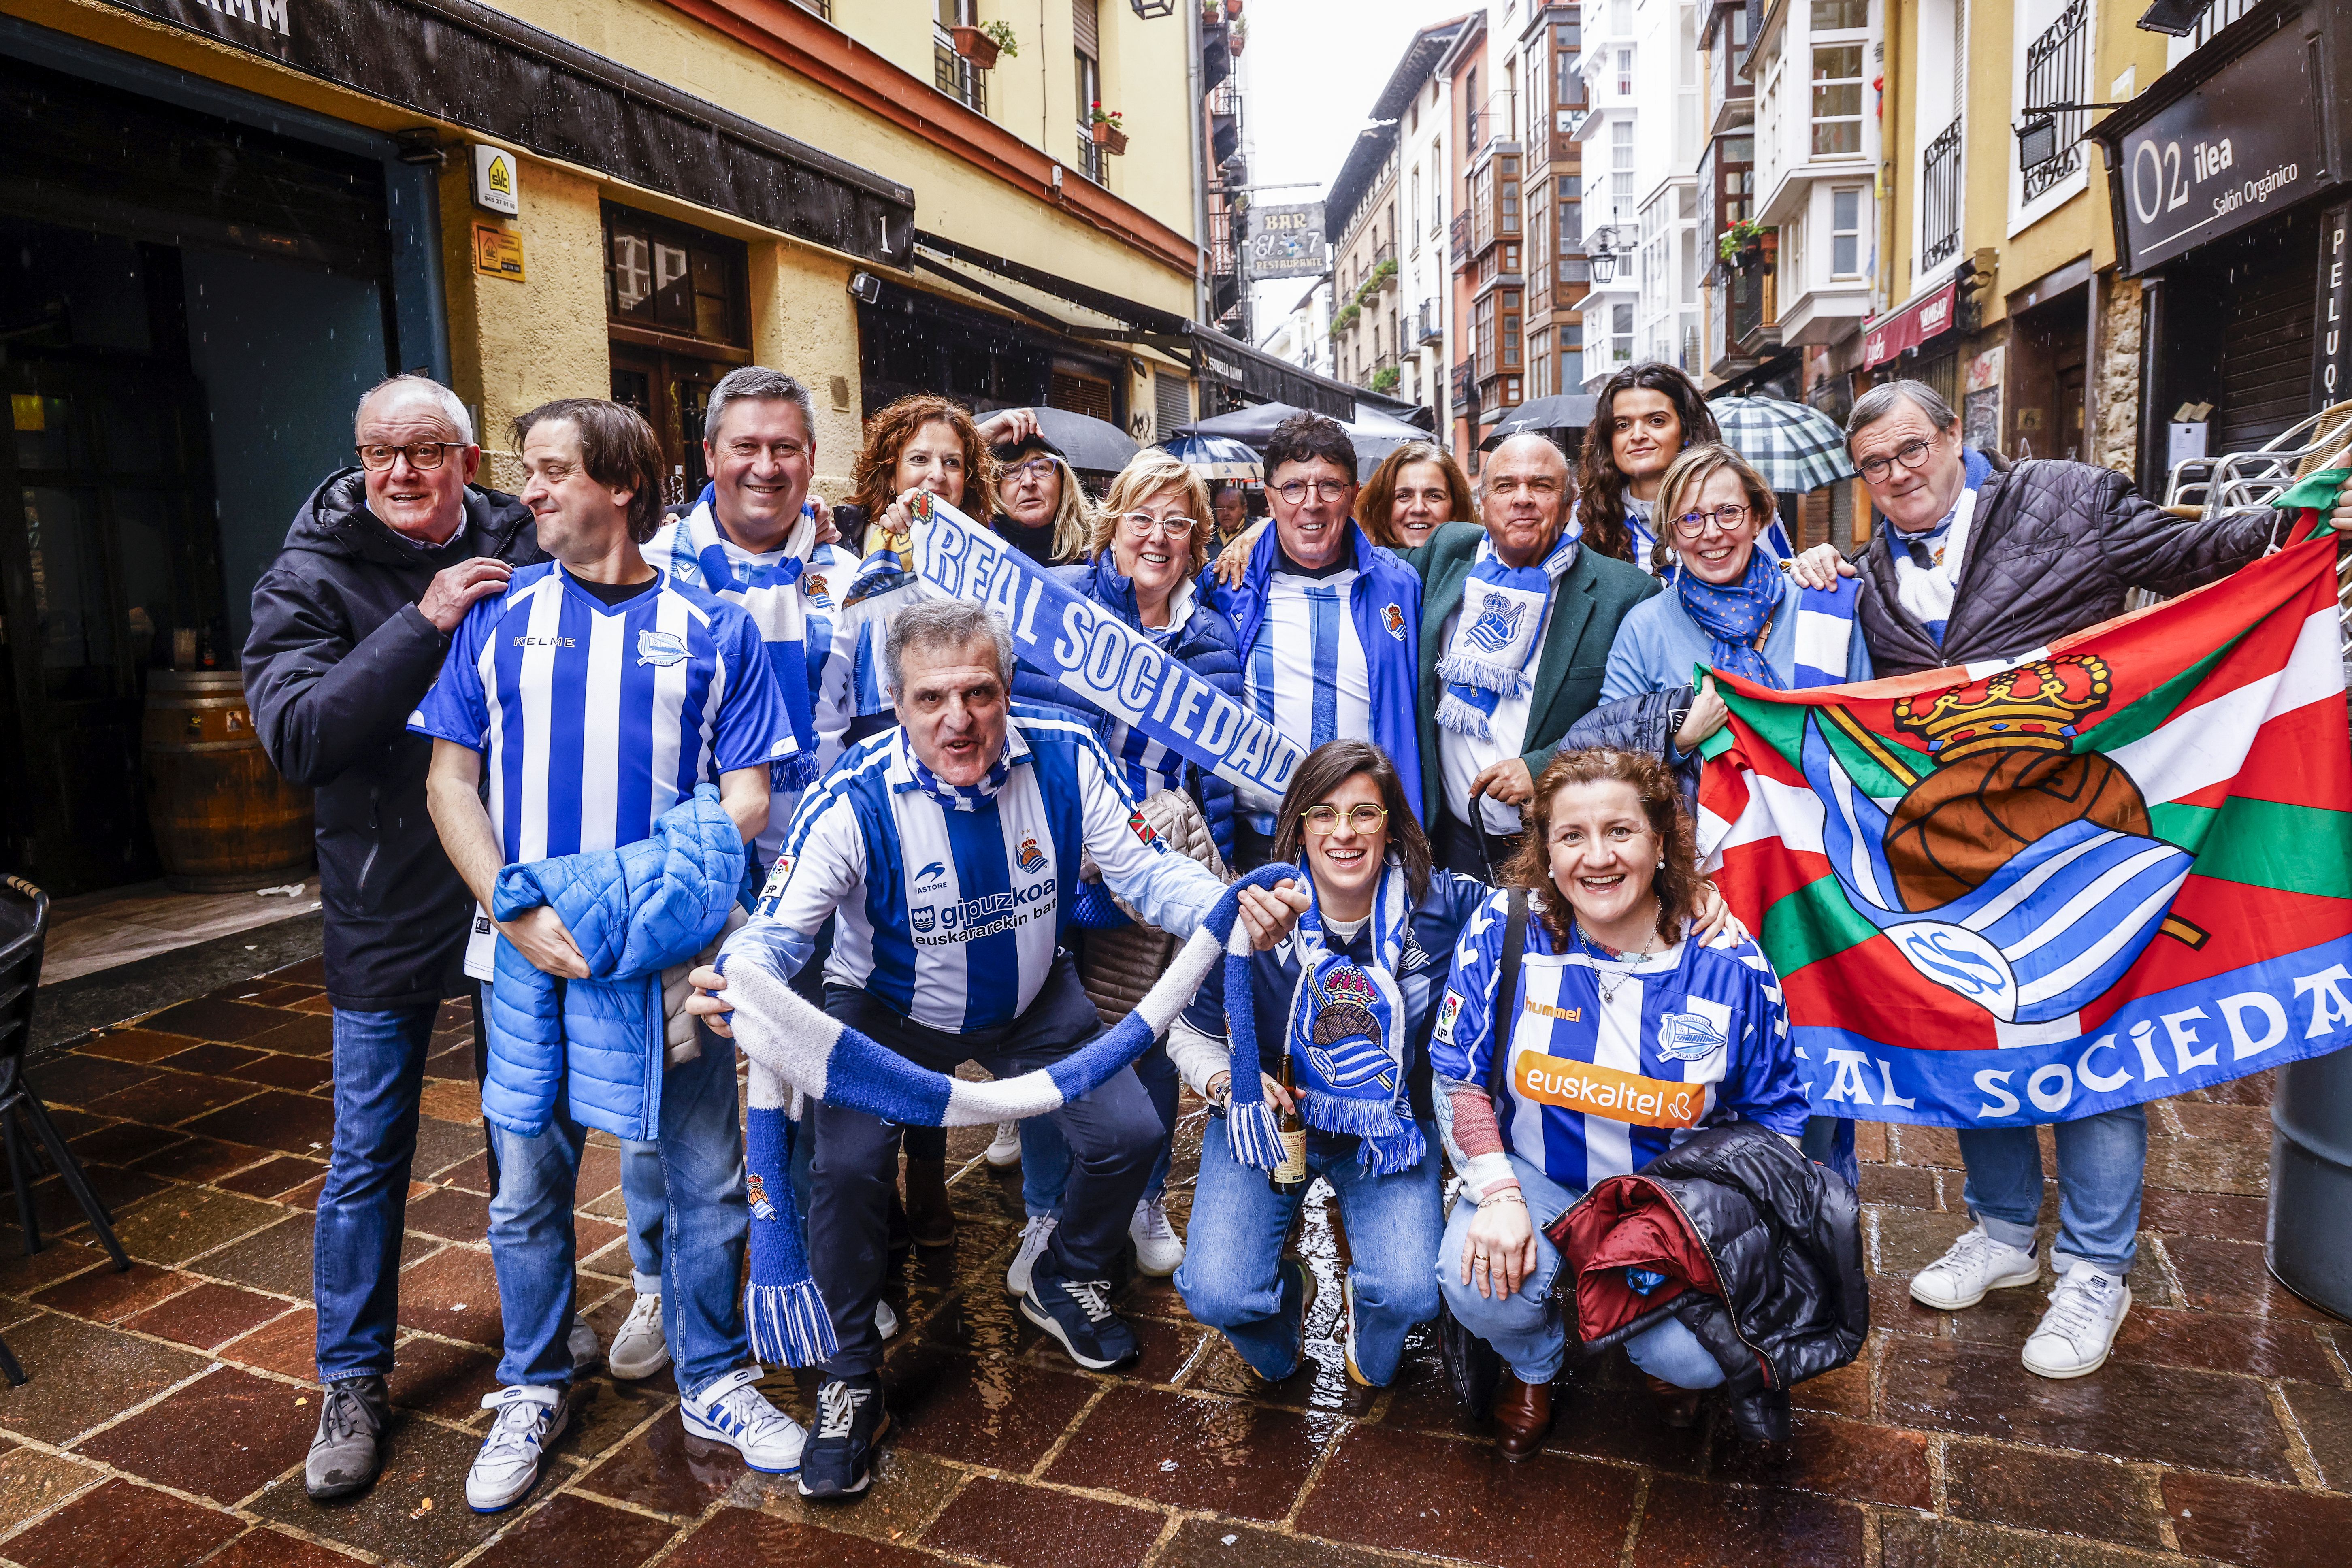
[661, 905, 749, 1065]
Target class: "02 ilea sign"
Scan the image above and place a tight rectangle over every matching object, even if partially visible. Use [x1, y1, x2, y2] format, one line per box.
[2111, 20, 2320, 274]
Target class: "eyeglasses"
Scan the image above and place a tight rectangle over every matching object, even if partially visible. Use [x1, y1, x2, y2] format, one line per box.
[1002, 458, 1059, 482]
[357, 442, 466, 471]
[1274, 479, 1353, 505]
[1671, 503, 1753, 537]
[1122, 511, 1197, 538]
[1301, 803, 1389, 835]
[1854, 437, 1937, 484]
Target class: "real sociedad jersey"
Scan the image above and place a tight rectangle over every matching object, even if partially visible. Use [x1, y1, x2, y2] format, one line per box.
[1430, 892, 1809, 1193]
[731, 707, 1226, 1033]
[1236, 568, 1373, 822]
[408, 561, 793, 866]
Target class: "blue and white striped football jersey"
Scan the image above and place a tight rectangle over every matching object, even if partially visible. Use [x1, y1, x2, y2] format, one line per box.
[730, 707, 1227, 1033]
[409, 561, 792, 865]
[1430, 892, 1809, 1194]
[1237, 569, 1372, 825]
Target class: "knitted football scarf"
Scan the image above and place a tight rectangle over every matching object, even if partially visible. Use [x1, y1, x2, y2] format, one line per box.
[1434, 528, 1579, 741]
[722, 862, 1299, 1365]
[1676, 548, 1788, 690]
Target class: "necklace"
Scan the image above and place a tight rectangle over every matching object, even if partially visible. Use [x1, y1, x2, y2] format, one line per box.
[1575, 909, 1662, 1006]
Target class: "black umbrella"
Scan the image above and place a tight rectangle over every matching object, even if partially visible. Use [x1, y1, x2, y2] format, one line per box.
[993, 407, 1139, 473]
[1479, 394, 1598, 451]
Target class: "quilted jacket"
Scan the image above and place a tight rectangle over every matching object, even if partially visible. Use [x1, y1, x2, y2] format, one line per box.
[1562, 686, 1701, 806]
[483, 786, 746, 1140]
[1855, 457, 2280, 676]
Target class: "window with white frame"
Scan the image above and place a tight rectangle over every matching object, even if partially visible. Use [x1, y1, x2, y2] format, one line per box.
[1411, 167, 1421, 249]
[1562, 321, 1583, 388]
[1809, 43, 1864, 156]
[1611, 120, 1633, 223]
[1610, 302, 1634, 365]
[1830, 187, 1862, 277]
[1615, 49, 1633, 97]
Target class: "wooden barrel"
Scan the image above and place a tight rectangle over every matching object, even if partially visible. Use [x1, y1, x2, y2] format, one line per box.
[141, 670, 315, 894]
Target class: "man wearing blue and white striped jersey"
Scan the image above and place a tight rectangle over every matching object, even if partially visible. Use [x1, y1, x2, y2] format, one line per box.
[697, 598, 1306, 1501]
[413, 399, 806, 1513]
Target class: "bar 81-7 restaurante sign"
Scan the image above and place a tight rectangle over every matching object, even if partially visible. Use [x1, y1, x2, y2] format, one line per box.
[2107, 18, 2321, 274]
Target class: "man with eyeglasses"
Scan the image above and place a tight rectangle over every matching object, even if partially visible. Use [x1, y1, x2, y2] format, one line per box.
[244, 375, 547, 1501]
[1203, 412, 1427, 868]
[1789, 377, 2352, 1385]
[1407, 432, 1657, 878]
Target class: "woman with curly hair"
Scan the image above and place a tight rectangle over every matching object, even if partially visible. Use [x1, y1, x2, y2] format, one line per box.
[1427, 748, 1807, 1456]
[841, 394, 997, 558]
[1358, 441, 1475, 550]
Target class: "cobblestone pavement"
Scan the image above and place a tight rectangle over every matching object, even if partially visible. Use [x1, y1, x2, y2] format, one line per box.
[0, 959, 2347, 1567]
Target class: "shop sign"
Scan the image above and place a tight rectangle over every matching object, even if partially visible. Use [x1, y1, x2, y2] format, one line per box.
[1248, 203, 1327, 281]
[2112, 22, 2321, 274]
[471, 144, 520, 217]
[1862, 279, 1958, 370]
[473, 224, 525, 283]
[2315, 202, 2351, 408]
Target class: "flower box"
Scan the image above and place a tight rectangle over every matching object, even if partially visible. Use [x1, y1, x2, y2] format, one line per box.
[949, 25, 1000, 70]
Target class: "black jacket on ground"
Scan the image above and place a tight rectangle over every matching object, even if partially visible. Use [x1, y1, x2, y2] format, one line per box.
[1856, 458, 2280, 676]
[1553, 1121, 1867, 1442]
[242, 471, 542, 1011]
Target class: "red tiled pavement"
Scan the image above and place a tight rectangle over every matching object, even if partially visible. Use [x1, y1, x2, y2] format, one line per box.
[0, 964, 2345, 1568]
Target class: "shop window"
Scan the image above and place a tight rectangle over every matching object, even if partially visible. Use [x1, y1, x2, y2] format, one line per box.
[1830, 188, 1862, 277]
[1810, 45, 1864, 156]
[604, 205, 746, 347]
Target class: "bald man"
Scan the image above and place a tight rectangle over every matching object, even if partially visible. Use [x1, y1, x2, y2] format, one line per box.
[244, 375, 549, 1501]
[1405, 433, 1660, 877]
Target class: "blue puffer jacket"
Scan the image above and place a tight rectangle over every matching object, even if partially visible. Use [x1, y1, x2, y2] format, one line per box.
[1563, 686, 1703, 807]
[483, 786, 746, 1141]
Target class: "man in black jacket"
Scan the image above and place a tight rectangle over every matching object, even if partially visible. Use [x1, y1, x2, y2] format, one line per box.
[243, 375, 545, 1499]
[1792, 378, 2351, 1383]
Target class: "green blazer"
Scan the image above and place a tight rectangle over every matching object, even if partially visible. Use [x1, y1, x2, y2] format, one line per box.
[1404, 521, 1661, 825]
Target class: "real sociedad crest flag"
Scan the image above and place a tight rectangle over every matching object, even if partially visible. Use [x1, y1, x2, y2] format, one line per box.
[905, 490, 1307, 803]
[1695, 528, 2352, 1129]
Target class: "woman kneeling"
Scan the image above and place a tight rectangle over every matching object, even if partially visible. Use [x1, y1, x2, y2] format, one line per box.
[1168, 740, 1489, 1387]
[1430, 748, 1808, 1456]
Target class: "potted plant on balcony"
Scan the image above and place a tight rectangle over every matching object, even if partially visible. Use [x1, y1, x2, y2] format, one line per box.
[1370, 366, 1401, 395]
[1716, 218, 1770, 272]
[1224, 0, 1244, 17]
[952, 20, 1016, 69]
[1090, 103, 1129, 155]
[1229, 15, 1247, 55]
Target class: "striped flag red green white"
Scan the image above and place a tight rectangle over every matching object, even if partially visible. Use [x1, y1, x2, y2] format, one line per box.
[1698, 533, 2352, 1128]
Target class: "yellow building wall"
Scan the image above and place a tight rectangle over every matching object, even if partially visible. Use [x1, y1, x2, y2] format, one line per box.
[749, 242, 866, 499]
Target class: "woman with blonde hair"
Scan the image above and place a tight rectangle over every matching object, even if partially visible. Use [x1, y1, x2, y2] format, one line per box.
[987, 413, 1095, 565]
[1359, 441, 1475, 550]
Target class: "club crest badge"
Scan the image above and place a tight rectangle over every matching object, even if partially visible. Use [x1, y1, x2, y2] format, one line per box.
[1657, 1011, 1728, 1062]
[912, 905, 936, 933]
[746, 1173, 779, 1221]
[1016, 834, 1048, 874]
[635, 628, 689, 668]
[1466, 591, 1528, 653]
[1382, 602, 1407, 640]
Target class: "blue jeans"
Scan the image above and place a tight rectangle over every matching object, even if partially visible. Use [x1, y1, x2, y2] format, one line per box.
[620, 1140, 665, 1294]
[315, 1004, 438, 1382]
[1174, 1116, 1442, 1386]
[1437, 1153, 1726, 1388]
[1020, 1046, 1178, 1216]
[487, 1023, 749, 1396]
[1958, 1104, 2147, 1276]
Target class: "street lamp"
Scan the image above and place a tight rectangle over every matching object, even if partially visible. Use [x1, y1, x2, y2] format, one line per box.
[1589, 248, 1618, 285]
[1585, 225, 1634, 285]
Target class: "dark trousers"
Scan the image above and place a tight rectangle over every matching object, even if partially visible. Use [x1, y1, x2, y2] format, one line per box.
[1432, 809, 1522, 882]
[811, 954, 1159, 1376]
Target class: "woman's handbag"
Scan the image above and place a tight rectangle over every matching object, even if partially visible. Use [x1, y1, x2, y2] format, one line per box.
[1437, 886, 1528, 1419]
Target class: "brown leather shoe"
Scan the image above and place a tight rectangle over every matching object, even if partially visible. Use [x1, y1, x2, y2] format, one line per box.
[1645, 1374, 1703, 1429]
[903, 1157, 954, 1248]
[1491, 1372, 1553, 1461]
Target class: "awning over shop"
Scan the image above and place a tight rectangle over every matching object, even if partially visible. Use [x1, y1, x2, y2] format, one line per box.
[100, 0, 914, 266]
[1862, 279, 1959, 370]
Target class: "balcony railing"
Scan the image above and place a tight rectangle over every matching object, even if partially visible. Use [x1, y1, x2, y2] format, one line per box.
[2022, 0, 2087, 201]
[1417, 299, 1442, 344]
[1921, 115, 1963, 269]
[933, 28, 985, 116]
[1450, 211, 1470, 266]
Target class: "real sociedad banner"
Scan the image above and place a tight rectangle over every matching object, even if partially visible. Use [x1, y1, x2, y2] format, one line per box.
[1696, 530, 2352, 1128]
[907, 491, 1306, 802]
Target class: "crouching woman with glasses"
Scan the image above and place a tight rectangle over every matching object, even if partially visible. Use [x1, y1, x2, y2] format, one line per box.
[1167, 741, 1491, 1387]
[1429, 748, 1809, 1456]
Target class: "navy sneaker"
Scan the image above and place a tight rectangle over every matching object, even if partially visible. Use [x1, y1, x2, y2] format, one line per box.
[1021, 1251, 1140, 1370]
[796, 1374, 889, 1501]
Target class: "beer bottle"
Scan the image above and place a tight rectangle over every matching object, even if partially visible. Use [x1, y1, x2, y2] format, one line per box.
[1270, 1047, 1308, 1195]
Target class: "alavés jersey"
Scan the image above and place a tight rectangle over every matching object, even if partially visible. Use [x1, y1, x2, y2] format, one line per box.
[1238, 568, 1372, 823]
[1430, 891, 1809, 1194]
[728, 707, 1227, 1033]
[409, 560, 793, 866]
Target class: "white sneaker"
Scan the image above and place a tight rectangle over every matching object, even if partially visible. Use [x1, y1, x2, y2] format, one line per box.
[1006, 1213, 1058, 1298]
[876, 1298, 899, 1340]
[608, 1292, 669, 1380]
[2022, 1265, 2133, 1379]
[567, 1315, 603, 1374]
[680, 1365, 808, 1474]
[1909, 1224, 2041, 1310]
[985, 1121, 1023, 1168]
[1129, 1195, 1185, 1277]
[466, 1385, 570, 1513]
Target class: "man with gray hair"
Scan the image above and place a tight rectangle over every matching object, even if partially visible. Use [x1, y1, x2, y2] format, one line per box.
[243, 374, 547, 1500]
[688, 597, 1306, 1501]
[1788, 379, 2352, 1383]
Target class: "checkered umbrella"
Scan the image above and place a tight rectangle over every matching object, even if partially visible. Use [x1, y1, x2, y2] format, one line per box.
[1710, 396, 1858, 492]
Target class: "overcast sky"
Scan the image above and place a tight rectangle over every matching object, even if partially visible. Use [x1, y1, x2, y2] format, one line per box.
[1239, 0, 1467, 341]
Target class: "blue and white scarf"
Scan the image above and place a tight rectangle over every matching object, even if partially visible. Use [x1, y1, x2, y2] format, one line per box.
[1888, 447, 1996, 645]
[908, 744, 1012, 811]
[1677, 548, 1790, 690]
[654, 489, 820, 793]
[721, 863, 1299, 1364]
[1434, 528, 1579, 742]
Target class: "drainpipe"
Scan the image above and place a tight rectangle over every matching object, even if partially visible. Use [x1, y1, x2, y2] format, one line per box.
[2085, 263, 2100, 467]
[1186, 5, 1210, 332]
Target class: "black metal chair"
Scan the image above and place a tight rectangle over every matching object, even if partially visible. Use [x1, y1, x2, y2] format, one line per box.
[0, 876, 130, 1285]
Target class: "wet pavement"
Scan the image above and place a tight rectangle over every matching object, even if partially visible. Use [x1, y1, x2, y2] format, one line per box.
[1, 958, 2348, 1566]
